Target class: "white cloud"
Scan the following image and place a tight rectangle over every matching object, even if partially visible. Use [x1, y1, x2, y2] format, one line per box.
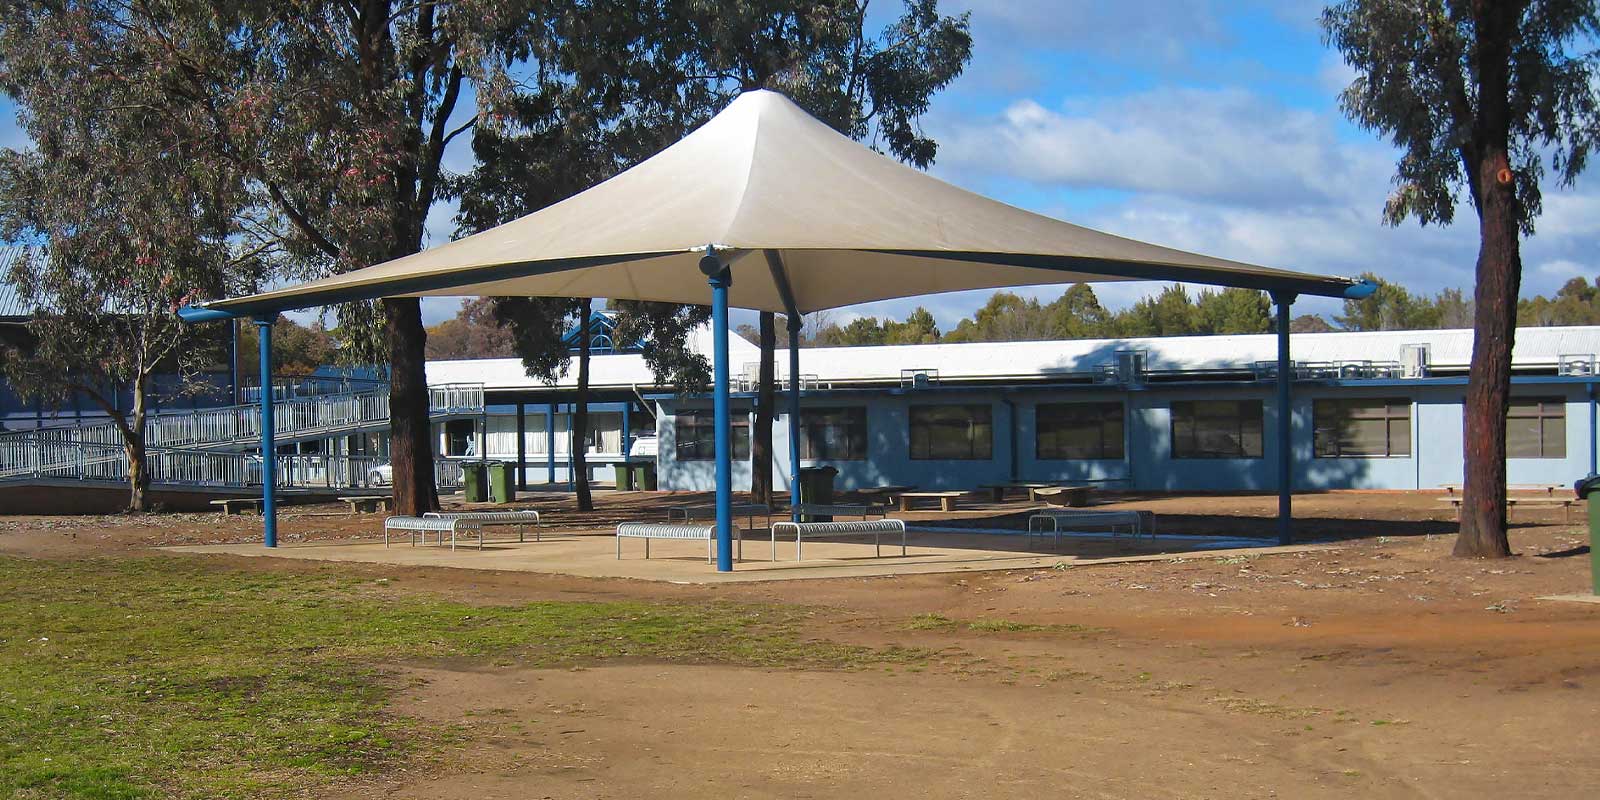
[935, 89, 1393, 209]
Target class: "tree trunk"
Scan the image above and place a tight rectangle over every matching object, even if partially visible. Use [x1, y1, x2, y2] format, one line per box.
[573, 299, 594, 511]
[1455, 6, 1518, 559]
[124, 383, 149, 513]
[751, 311, 776, 506]
[385, 297, 438, 516]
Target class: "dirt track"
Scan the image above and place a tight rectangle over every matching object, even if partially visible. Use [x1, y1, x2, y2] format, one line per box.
[4, 491, 1599, 798]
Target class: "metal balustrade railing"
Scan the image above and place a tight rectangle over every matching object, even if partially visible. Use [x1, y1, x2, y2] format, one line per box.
[0, 383, 483, 487]
[0, 437, 465, 490]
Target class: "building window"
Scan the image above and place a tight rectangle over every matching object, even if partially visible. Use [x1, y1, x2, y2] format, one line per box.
[674, 410, 750, 461]
[1170, 400, 1263, 459]
[1507, 398, 1565, 458]
[910, 404, 992, 460]
[800, 407, 868, 460]
[1313, 398, 1411, 458]
[1036, 402, 1125, 460]
[445, 419, 476, 457]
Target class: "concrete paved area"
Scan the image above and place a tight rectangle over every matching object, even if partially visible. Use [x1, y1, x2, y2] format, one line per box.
[164, 528, 1336, 584]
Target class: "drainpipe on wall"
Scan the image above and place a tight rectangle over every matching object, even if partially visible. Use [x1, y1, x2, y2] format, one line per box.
[1589, 381, 1597, 477]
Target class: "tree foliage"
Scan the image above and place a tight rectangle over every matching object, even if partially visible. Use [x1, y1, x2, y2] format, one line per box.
[1324, 0, 1600, 557]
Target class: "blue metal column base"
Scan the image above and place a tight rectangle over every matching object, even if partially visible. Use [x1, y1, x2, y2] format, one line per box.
[1271, 293, 1296, 547]
[787, 316, 802, 522]
[255, 315, 278, 548]
[705, 250, 734, 571]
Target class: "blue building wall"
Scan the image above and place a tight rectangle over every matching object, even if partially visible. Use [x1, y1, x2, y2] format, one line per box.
[653, 379, 1600, 493]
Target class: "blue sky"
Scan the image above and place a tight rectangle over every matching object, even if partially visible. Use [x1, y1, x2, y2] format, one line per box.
[6, 1, 1598, 331]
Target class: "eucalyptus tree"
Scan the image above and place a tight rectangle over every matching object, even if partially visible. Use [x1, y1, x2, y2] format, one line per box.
[0, 9, 262, 510]
[1324, 0, 1600, 556]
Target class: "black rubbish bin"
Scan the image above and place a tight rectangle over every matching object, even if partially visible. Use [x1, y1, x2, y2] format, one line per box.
[797, 465, 839, 522]
[1574, 475, 1600, 595]
[461, 461, 488, 503]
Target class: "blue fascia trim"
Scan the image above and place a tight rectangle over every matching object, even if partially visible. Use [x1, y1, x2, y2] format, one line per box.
[176, 305, 241, 323]
[199, 251, 681, 317]
[872, 250, 1365, 300]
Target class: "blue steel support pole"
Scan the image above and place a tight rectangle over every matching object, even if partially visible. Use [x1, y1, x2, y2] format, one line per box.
[788, 316, 802, 522]
[709, 265, 734, 571]
[255, 315, 278, 548]
[1588, 381, 1597, 476]
[547, 403, 556, 484]
[1272, 293, 1296, 547]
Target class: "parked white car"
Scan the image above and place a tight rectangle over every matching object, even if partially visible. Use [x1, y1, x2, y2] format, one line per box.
[367, 463, 392, 486]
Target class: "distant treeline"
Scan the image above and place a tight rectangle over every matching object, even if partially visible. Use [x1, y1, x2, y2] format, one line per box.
[766, 272, 1600, 347]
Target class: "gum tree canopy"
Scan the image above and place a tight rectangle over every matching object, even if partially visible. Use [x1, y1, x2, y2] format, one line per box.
[1324, 0, 1600, 558]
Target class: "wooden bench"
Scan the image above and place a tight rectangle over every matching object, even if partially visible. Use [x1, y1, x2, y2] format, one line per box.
[772, 519, 907, 560]
[856, 485, 918, 502]
[1027, 509, 1152, 549]
[339, 495, 392, 515]
[1439, 496, 1579, 522]
[898, 491, 967, 512]
[793, 503, 890, 522]
[978, 482, 1055, 503]
[424, 510, 541, 543]
[1440, 483, 1566, 496]
[209, 498, 262, 516]
[1035, 485, 1094, 507]
[384, 515, 484, 551]
[616, 522, 744, 562]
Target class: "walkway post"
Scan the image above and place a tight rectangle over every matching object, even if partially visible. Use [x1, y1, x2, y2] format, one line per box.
[788, 315, 802, 522]
[1271, 292, 1296, 546]
[704, 249, 734, 571]
[255, 314, 278, 548]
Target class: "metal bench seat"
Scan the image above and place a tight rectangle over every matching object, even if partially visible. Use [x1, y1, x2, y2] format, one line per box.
[425, 510, 542, 542]
[792, 503, 890, 520]
[771, 519, 907, 560]
[1027, 509, 1151, 549]
[384, 515, 484, 551]
[616, 522, 745, 563]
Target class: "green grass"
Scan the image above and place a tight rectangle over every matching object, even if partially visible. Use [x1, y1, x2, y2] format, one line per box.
[0, 557, 917, 799]
[905, 613, 1099, 634]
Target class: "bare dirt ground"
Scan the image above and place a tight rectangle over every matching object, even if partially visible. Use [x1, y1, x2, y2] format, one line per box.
[4, 491, 1599, 798]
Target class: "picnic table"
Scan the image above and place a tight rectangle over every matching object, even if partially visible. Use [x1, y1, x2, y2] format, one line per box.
[856, 485, 918, 502]
[1035, 485, 1094, 507]
[339, 495, 393, 515]
[978, 482, 1056, 502]
[210, 498, 262, 516]
[898, 490, 967, 513]
[1439, 495, 1579, 522]
[1439, 483, 1567, 496]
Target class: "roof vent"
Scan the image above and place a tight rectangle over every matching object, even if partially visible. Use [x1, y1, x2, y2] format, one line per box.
[1100, 352, 1152, 385]
[1399, 344, 1430, 379]
[1559, 354, 1596, 377]
[900, 368, 939, 388]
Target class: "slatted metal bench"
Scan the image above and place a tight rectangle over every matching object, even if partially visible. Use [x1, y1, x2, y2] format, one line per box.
[384, 515, 484, 551]
[1027, 509, 1151, 549]
[616, 522, 745, 562]
[772, 519, 907, 560]
[424, 510, 542, 542]
[793, 503, 890, 522]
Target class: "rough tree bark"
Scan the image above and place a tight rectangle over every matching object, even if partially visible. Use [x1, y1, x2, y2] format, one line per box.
[385, 297, 439, 516]
[573, 299, 594, 511]
[751, 311, 776, 506]
[1455, 2, 1519, 558]
[121, 377, 150, 513]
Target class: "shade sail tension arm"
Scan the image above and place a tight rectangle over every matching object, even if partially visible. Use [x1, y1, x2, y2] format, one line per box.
[1271, 291, 1296, 547]
[765, 250, 804, 523]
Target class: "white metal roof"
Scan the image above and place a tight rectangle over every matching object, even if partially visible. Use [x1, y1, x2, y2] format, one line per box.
[426, 325, 1600, 392]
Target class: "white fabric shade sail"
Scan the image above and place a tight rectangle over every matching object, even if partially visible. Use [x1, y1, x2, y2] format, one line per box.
[200, 90, 1367, 318]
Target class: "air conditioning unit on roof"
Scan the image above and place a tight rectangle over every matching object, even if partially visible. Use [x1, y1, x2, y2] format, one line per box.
[1399, 344, 1430, 379]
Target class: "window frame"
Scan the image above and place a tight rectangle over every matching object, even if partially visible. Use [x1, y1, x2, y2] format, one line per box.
[799, 407, 869, 461]
[1312, 398, 1412, 458]
[1169, 399, 1264, 460]
[1035, 401, 1126, 460]
[909, 403, 994, 461]
[1505, 397, 1566, 459]
[673, 410, 751, 461]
